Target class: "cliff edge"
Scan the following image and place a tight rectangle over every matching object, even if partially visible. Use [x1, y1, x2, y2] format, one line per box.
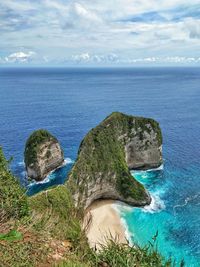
[67, 112, 162, 209]
[24, 129, 64, 181]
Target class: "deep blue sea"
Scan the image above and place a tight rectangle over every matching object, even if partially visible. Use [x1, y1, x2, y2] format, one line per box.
[0, 67, 199, 266]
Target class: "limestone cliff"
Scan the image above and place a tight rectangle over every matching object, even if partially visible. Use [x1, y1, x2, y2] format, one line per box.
[24, 129, 64, 181]
[67, 112, 162, 209]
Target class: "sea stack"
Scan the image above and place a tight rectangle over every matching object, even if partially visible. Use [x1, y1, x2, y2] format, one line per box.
[67, 112, 162, 209]
[24, 129, 64, 181]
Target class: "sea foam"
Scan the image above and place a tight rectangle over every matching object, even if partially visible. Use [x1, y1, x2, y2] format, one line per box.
[142, 193, 165, 213]
[27, 157, 74, 186]
[147, 164, 164, 172]
[64, 157, 74, 164]
[18, 161, 25, 167]
[173, 193, 200, 215]
[112, 202, 134, 245]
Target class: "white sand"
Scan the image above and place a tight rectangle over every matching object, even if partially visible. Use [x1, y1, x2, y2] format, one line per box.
[83, 200, 127, 250]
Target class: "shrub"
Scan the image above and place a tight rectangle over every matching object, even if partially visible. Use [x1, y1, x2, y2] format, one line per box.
[0, 147, 29, 221]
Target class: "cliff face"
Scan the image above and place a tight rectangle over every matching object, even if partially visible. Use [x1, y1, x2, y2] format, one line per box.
[24, 130, 64, 181]
[67, 112, 162, 209]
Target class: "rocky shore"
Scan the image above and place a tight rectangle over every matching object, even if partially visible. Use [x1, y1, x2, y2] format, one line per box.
[24, 129, 64, 181]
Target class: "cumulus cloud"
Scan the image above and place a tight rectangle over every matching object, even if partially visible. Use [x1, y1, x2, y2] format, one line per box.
[124, 56, 200, 64]
[5, 51, 36, 63]
[71, 53, 119, 64]
[70, 53, 200, 65]
[0, 0, 200, 65]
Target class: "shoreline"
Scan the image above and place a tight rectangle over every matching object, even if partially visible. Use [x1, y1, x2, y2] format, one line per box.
[83, 200, 128, 250]
[27, 157, 73, 185]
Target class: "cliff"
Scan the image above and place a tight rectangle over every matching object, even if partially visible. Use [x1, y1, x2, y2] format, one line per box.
[0, 139, 172, 266]
[67, 112, 162, 209]
[24, 129, 64, 181]
[0, 146, 170, 266]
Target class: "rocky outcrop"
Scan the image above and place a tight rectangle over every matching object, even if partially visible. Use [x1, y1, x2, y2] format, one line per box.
[24, 129, 64, 181]
[67, 112, 162, 209]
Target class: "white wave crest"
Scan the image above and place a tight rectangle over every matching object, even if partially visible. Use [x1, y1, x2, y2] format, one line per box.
[142, 193, 165, 213]
[121, 217, 134, 245]
[28, 175, 52, 186]
[18, 161, 25, 166]
[64, 157, 74, 164]
[173, 193, 200, 214]
[131, 164, 164, 180]
[147, 164, 164, 172]
[112, 202, 134, 245]
[113, 201, 133, 214]
[27, 157, 74, 186]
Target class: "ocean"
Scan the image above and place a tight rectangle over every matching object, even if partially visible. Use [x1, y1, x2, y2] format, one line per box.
[0, 67, 199, 266]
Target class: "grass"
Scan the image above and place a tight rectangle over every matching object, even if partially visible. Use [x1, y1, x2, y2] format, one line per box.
[0, 136, 180, 267]
[0, 147, 29, 221]
[0, 229, 23, 241]
[29, 185, 84, 248]
[93, 240, 173, 267]
[57, 239, 175, 267]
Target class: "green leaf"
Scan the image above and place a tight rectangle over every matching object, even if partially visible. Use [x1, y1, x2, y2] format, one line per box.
[0, 229, 23, 242]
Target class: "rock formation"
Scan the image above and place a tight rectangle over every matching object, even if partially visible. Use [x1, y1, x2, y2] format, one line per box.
[67, 112, 162, 209]
[24, 129, 64, 181]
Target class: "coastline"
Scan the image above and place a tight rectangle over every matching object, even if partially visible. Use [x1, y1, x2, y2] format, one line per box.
[83, 200, 128, 250]
[27, 157, 72, 185]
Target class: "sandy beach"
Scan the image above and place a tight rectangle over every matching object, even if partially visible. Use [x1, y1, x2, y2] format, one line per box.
[83, 200, 127, 250]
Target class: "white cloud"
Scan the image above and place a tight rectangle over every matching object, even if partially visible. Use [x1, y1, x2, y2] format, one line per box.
[184, 18, 200, 39]
[73, 3, 100, 22]
[72, 52, 90, 62]
[122, 56, 200, 64]
[0, 0, 200, 65]
[71, 53, 200, 65]
[60, 2, 103, 30]
[71, 52, 119, 63]
[5, 51, 36, 63]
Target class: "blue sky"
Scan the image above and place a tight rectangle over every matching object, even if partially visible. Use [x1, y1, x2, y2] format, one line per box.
[0, 0, 200, 66]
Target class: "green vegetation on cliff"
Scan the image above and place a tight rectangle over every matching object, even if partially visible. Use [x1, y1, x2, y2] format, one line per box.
[0, 147, 28, 221]
[24, 129, 58, 166]
[29, 185, 84, 247]
[68, 112, 162, 208]
[0, 147, 178, 267]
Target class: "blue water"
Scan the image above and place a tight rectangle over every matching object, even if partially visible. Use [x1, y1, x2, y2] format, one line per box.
[0, 67, 199, 266]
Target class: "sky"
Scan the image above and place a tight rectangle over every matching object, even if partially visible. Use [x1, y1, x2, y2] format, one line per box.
[0, 0, 200, 66]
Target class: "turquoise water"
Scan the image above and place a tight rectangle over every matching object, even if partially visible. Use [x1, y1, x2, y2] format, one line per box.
[118, 165, 200, 266]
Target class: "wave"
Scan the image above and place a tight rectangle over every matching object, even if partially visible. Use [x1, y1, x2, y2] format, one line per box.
[112, 202, 134, 245]
[132, 164, 164, 174]
[173, 193, 200, 215]
[121, 217, 134, 245]
[131, 164, 164, 181]
[113, 201, 133, 213]
[27, 175, 52, 186]
[18, 161, 25, 167]
[64, 157, 74, 164]
[147, 164, 164, 172]
[142, 193, 166, 214]
[27, 157, 74, 186]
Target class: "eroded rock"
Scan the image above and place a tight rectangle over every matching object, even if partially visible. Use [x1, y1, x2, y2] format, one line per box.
[67, 112, 162, 209]
[24, 129, 64, 181]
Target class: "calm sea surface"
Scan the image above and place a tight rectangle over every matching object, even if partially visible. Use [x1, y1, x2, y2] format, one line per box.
[0, 67, 200, 266]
